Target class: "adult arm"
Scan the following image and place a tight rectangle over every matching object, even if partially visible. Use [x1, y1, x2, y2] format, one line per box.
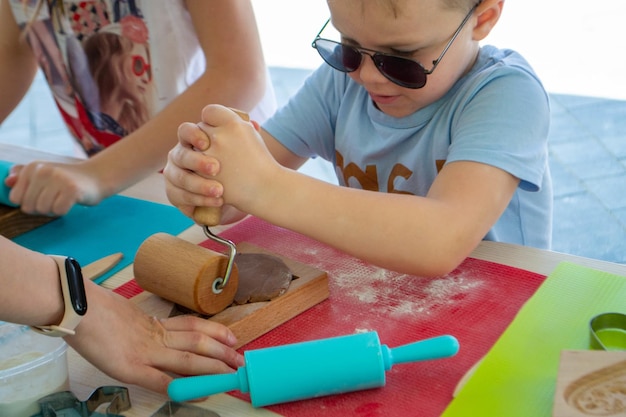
[6, 0, 268, 215]
[0, 0, 39, 124]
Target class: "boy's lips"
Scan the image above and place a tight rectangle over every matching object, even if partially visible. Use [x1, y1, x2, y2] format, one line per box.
[369, 92, 399, 105]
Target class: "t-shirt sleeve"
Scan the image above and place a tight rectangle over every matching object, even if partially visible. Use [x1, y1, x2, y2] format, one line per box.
[446, 65, 551, 192]
[262, 66, 346, 162]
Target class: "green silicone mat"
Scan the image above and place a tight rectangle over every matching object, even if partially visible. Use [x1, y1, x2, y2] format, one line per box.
[442, 261, 626, 416]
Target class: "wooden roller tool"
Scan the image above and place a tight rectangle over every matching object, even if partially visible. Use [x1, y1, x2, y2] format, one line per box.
[134, 232, 239, 315]
[135, 108, 291, 316]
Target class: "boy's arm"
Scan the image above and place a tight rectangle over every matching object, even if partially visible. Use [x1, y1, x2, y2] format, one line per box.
[166, 107, 519, 278]
[0, 0, 39, 124]
[254, 123, 519, 277]
[244, 155, 519, 277]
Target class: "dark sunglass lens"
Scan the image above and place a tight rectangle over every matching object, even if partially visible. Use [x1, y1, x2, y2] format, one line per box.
[374, 55, 427, 89]
[340, 45, 362, 72]
[315, 39, 360, 73]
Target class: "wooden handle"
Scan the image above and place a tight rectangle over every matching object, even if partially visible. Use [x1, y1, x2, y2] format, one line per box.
[228, 107, 250, 122]
[193, 206, 221, 227]
[192, 108, 250, 227]
[134, 233, 238, 315]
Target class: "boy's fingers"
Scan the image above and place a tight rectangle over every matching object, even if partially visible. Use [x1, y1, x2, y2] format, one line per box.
[178, 122, 209, 151]
[200, 104, 244, 127]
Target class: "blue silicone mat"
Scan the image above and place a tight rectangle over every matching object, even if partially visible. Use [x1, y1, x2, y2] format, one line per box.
[13, 194, 193, 284]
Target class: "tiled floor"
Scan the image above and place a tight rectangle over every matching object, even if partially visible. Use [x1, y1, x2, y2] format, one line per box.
[547, 94, 626, 263]
[1, 68, 625, 264]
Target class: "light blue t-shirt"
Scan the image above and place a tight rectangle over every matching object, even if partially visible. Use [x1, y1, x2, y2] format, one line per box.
[264, 46, 552, 249]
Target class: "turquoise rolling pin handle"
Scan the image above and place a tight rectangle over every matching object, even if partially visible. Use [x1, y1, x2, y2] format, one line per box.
[168, 368, 249, 403]
[383, 334, 460, 370]
[0, 160, 18, 207]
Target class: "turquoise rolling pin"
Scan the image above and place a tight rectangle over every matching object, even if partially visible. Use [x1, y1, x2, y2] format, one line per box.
[168, 331, 459, 407]
[0, 160, 18, 207]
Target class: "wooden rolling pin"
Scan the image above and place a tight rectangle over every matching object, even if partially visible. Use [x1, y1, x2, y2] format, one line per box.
[134, 232, 239, 315]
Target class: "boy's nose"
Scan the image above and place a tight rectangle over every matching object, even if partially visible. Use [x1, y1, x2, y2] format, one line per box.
[356, 54, 389, 86]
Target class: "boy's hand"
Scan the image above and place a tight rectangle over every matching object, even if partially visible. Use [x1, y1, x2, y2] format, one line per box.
[164, 120, 224, 220]
[164, 104, 277, 221]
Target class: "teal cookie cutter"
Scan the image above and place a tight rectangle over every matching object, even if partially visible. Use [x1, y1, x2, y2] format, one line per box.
[589, 312, 626, 351]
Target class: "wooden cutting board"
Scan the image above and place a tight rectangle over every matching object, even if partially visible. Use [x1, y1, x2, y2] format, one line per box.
[553, 350, 626, 417]
[131, 242, 330, 349]
[0, 204, 56, 239]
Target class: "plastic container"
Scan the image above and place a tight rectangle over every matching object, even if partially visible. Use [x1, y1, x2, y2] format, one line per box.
[0, 322, 69, 417]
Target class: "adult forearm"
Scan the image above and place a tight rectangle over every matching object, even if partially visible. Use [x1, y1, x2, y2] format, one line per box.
[0, 237, 64, 326]
[0, 62, 37, 124]
[0, 0, 39, 124]
[85, 69, 267, 198]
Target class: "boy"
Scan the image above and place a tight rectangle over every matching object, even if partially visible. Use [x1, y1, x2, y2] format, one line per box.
[163, 0, 552, 277]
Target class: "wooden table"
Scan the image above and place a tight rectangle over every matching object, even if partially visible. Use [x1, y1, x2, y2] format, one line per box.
[3, 144, 626, 416]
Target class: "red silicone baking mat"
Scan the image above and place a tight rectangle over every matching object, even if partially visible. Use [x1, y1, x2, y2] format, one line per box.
[190, 216, 547, 417]
[115, 216, 547, 415]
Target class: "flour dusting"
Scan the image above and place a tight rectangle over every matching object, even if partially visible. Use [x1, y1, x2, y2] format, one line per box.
[331, 260, 484, 318]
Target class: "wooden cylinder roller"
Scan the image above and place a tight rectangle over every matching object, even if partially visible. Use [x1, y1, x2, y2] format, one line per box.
[134, 233, 239, 315]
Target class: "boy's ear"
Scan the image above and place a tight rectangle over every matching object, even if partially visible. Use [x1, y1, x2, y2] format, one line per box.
[472, 0, 504, 41]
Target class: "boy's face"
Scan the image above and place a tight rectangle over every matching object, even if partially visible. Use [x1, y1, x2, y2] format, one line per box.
[326, 0, 480, 118]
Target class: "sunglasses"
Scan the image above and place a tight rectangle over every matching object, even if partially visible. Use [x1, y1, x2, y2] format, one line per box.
[311, 3, 479, 89]
[131, 55, 152, 81]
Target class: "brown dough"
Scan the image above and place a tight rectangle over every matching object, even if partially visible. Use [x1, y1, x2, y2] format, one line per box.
[233, 253, 293, 304]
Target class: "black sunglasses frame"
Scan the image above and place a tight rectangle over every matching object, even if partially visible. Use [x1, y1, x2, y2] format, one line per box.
[311, 2, 480, 89]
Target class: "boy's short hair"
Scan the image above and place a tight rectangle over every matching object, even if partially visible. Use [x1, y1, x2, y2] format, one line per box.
[443, 0, 480, 11]
[345, 0, 478, 18]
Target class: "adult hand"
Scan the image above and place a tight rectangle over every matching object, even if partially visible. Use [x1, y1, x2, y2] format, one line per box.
[5, 161, 103, 215]
[66, 282, 244, 395]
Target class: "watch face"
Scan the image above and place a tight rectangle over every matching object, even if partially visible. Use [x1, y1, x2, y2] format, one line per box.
[65, 258, 87, 315]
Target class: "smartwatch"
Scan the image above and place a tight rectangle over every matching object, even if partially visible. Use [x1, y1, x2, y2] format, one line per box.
[32, 256, 88, 337]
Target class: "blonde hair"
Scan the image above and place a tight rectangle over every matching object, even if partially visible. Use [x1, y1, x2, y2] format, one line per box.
[83, 31, 153, 133]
